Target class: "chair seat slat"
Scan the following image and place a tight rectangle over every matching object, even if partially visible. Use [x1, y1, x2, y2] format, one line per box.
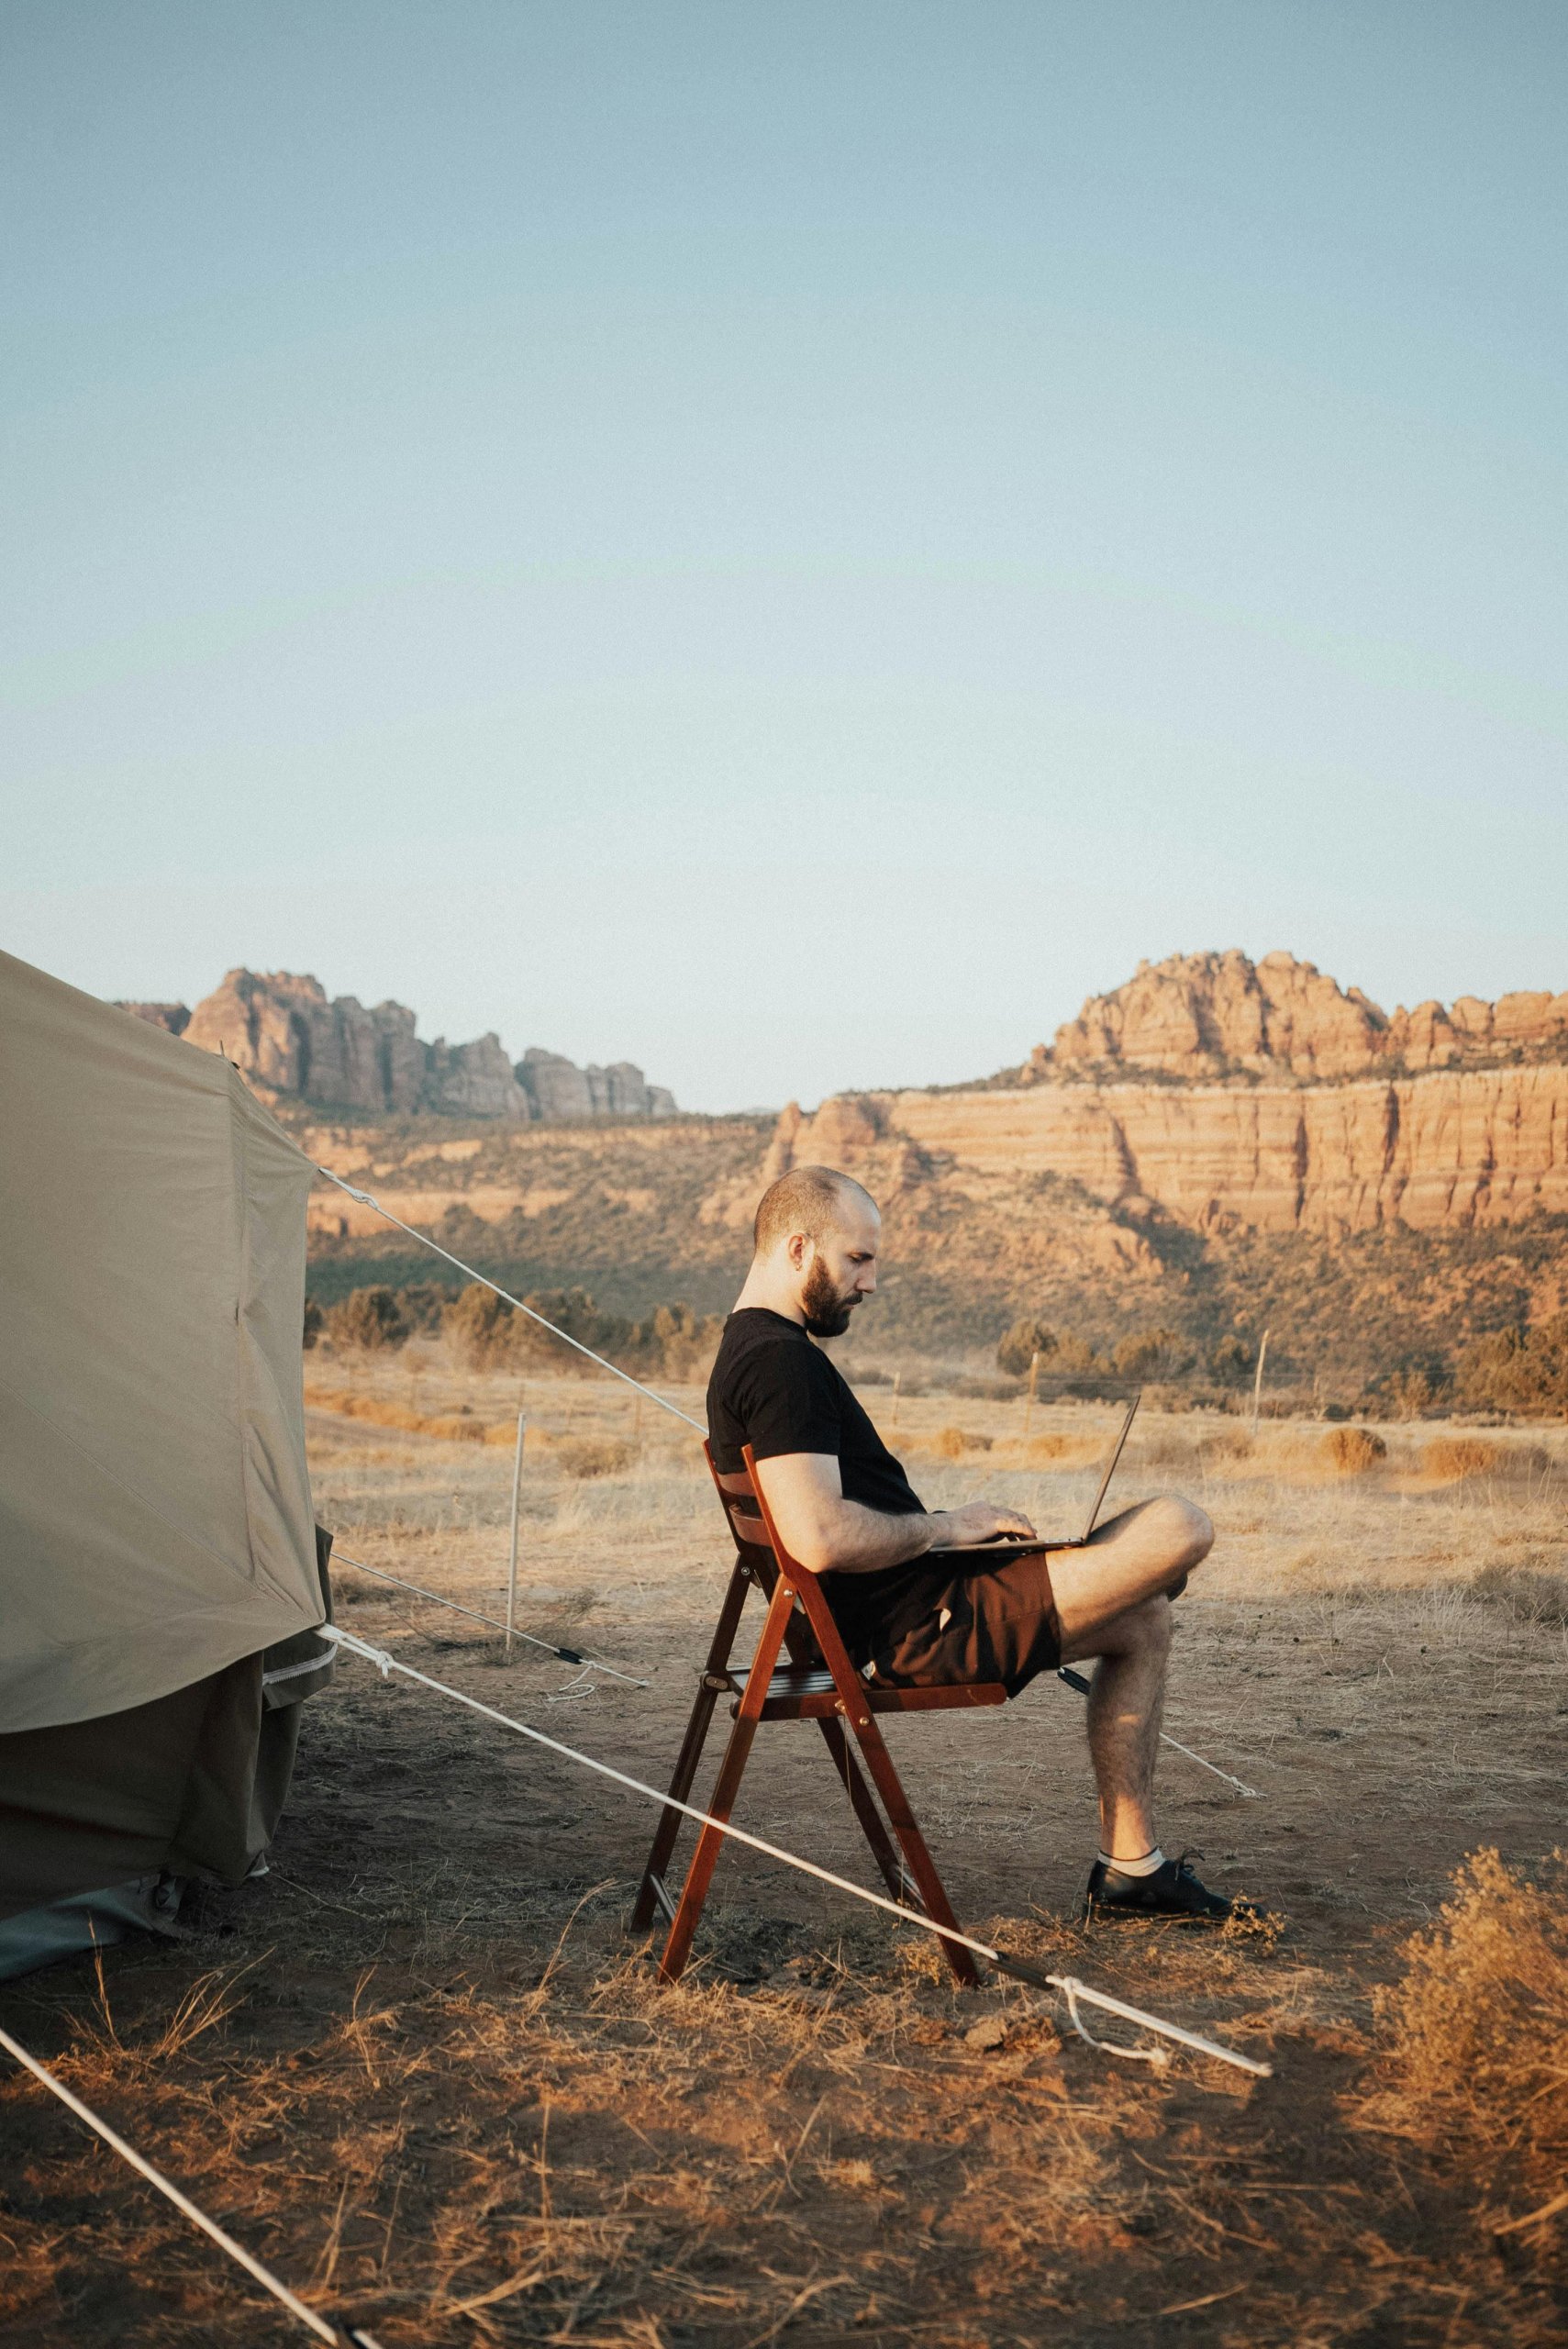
[726, 1666, 1007, 1721]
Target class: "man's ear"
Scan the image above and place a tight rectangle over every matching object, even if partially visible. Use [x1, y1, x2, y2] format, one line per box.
[787, 1230, 810, 1271]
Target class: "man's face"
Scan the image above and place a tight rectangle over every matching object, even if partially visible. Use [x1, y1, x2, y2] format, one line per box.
[793, 1199, 881, 1338]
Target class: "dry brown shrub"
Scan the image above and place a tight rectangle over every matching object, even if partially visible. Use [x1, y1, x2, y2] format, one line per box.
[1361, 1850, 1568, 2223]
[550, 1435, 636, 1479]
[302, 1384, 500, 1444]
[1471, 1560, 1568, 1626]
[323, 1284, 408, 1352]
[927, 1424, 994, 1459]
[305, 1386, 415, 1431]
[422, 1412, 490, 1443]
[1426, 1435, 1499, 1482]
[1136, 1425, 1205, 1467]
[1322, 1425, 1387, 1475]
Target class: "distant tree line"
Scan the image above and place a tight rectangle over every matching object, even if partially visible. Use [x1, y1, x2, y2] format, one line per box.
[995, 1310, 1568, 1419]
[995, 1318, 1255, 1389]
[305, 1280, 724, 1381]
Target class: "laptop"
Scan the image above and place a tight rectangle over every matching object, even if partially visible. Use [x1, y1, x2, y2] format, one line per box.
[929, 1389, 1141, 1556]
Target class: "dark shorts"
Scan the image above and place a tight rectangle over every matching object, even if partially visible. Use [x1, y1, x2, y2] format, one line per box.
[862, 1552, 1062, 1699]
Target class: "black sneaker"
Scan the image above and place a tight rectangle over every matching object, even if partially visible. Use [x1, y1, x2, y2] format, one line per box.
[1082, 1850, 1241, 1924]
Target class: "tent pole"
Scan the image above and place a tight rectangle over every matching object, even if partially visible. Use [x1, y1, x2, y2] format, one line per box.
[506, 1413, 525, 1661]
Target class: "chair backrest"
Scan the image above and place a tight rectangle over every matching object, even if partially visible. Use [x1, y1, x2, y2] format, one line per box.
[704, 1441, 773, 1552]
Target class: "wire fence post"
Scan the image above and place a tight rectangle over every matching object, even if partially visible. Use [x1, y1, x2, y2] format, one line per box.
[506, 1413, 525, 1661]
[1024, 1349, 1040, 1442]
[1250, 1328, 1270, 1439]
[890, 1367, 902, 1433]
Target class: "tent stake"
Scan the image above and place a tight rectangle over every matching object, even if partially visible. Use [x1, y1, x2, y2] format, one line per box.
[506, 1413, 525, 1661]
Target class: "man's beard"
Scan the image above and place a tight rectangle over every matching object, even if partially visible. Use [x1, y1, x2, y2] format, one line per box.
[801, 1261, 860, 1339]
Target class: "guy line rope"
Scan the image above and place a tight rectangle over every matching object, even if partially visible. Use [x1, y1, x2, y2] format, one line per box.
[326, 1622, 1273, 2080]
[0, 2023, 382, 2347]
[314, 1163, 1264, 1797]
[329, 1546, 650, 1685]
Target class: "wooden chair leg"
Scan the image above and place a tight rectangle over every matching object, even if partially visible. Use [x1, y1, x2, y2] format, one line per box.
[812, 1717, 909, 1902]
[631, 1561, 751, 1933]
[768, 1605, 911, 1905]
[833, 1699, 979, 1987]
[658, 1576, 795, 1982]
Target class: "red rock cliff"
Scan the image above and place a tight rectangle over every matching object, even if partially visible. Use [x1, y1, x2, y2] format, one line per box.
[1035, 950, 1568, 1080]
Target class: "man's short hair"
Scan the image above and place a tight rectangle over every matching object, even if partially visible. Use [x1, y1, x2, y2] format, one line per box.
[752, 1164, 875, 1255]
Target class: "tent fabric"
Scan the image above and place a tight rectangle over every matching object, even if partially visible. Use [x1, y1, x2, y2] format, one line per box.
[0, 1532, 337, 1929]
[0, 1873, 187, 1984]
[0, 947, 325, 1733]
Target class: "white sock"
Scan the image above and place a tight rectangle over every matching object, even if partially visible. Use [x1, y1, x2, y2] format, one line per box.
[1098, 1845, 1165, 1877]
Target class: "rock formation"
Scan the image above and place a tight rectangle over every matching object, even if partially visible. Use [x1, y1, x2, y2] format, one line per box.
[518, 1050, 676, 1122]
[1034, 950, 1568, 1081]
[696, 954, 1568, 1252]
[116, 1001, 191, 1037]
[882, 1064, 1568, 1235]
[123, 970, 675, 1122]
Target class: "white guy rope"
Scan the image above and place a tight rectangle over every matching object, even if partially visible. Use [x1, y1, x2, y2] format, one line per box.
[0, 2024, 377, 2347]
[1056, 1667, 1261, 1798]
[314, 1167, 705, 1429]
[1157, 1729, 1261, 1800]
[325, 1624, 1272, 2079]
[1061, 1980, 1168, 2067]
[330, 1547, 650, 1686]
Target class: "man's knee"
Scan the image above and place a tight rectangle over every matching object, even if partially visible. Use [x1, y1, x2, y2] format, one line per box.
[1147, 1493, 1213, 1574]
[1116, 1589, 1174, 1660]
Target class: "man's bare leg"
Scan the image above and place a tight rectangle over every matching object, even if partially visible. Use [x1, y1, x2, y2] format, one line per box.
[1082, 1595, 1170, 1860]
[1045, 1496, 1236, 1920]
[1051, 1497, 1210, 1855]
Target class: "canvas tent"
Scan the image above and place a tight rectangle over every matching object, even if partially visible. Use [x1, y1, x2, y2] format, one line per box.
[0, 947, 333, 1976]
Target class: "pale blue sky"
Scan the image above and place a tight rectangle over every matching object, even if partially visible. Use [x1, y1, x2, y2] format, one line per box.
[4, 3, 1563, 1109]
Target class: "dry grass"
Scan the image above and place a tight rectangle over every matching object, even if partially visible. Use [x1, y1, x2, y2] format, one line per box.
[918, 1424, 995, 1459]
[1471, 1561, 1568, 1626]
[7, 1365, 1568, 2343]
[305, 1382, 507, 1444]
[547, 1435, 637, 1480]
[1321, 1425, 1388, 1475]
[1426, 1434, 1502, 1481]
[1361, 1851, 1568, 2231]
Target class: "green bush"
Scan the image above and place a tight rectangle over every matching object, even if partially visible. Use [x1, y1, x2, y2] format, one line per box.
[628, 1300, 725, 1380]
[996, 1319, 1059, 1378]
[303, 1297, 324, 1351]
[440, 1279, 717, 1380]
[1455, 1317, 1568, 1417]
[1209, 1333, 1254, 1385]
[443, 1283, 521, 1367]
[325, 1286, 408, 1352]
[1112, 1327, 1191, 1382]
[1384, 1362, 1452, 1419]
[397, 1282, 450, 1334]
[517, 1286, 634, 1367]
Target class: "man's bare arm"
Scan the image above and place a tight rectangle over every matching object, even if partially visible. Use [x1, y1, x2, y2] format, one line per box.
[752, 1451, 1036, 1575]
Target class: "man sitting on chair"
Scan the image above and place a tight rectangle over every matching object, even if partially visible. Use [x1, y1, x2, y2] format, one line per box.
[707, 1163, 1236, 1923]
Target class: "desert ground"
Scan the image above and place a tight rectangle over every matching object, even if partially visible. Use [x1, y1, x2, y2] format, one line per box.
[4, 1350, 1566, 2345]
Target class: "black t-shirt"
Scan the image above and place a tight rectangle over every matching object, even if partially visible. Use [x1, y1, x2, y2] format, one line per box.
[706, 1308, 936, 1662]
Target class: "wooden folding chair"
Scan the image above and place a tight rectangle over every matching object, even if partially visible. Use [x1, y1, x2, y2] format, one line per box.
[631, 1442, 1006, 1986]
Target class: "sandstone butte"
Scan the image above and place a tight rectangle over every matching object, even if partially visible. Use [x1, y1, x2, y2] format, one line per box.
[121, 967, 676, 1124]
[280, 951, 1568, 1254]
[765, 1065, 1568, 1239]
